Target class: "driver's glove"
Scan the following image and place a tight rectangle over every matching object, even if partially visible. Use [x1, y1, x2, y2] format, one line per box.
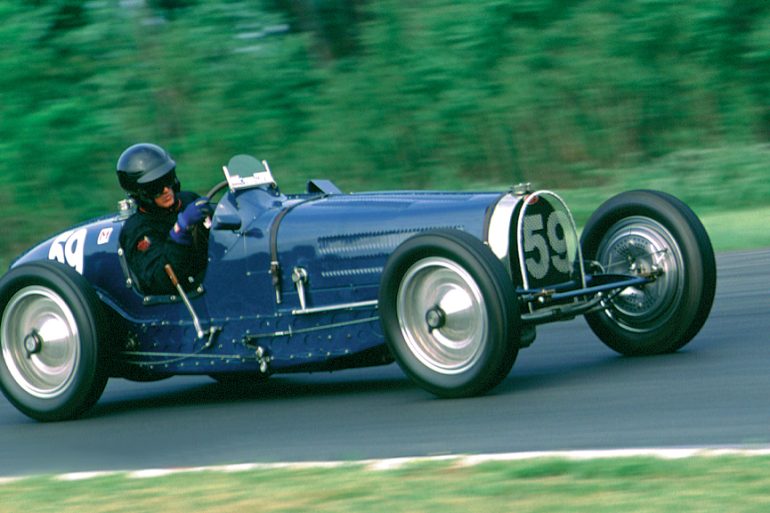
[170, 197, 212, 245]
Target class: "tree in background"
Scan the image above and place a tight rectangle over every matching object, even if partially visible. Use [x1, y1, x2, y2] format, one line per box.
[1, 0, 770, 264]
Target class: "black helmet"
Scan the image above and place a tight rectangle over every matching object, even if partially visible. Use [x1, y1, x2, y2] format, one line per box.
[116, 143, 180, 204]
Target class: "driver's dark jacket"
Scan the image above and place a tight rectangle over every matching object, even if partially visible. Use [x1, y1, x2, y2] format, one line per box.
[119, 191, 208, 295]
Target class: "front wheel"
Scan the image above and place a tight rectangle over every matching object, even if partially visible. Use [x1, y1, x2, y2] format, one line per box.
[0, 261, 108, 421]
[379, 229, 520, 398]
[581, 190, 716, 356]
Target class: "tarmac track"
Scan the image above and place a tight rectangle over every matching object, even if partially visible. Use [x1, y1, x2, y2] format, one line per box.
[0, 250, 768, 478]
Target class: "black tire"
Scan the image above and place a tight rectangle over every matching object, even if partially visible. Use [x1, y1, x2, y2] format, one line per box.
[0, 261, 108, 421]
[379, 229, 520, 398]
[581, 190, 716, 356]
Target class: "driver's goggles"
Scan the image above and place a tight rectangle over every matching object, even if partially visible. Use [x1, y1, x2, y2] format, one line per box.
[143, 172, 176, 198]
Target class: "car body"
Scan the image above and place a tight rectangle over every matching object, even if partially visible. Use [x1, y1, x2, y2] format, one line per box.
[0, 155, 717, 421]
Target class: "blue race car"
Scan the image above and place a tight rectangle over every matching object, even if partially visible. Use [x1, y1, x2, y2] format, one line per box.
[0, 155, 716, 421]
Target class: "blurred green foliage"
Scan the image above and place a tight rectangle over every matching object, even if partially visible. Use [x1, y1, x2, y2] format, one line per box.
[1, 0, 769, 261]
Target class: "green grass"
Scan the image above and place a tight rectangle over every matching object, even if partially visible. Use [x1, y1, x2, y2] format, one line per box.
[2, 145, 769, 271]
[700, 207, 770, 252]
[3, 456, 770, 513]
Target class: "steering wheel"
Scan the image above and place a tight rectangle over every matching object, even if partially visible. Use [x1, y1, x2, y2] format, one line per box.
[191, 180, 228, 246]
[196, 180, 229, 235]
[206, 180, 229, 200]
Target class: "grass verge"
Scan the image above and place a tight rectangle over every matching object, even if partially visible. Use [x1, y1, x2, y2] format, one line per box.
[699, 207, 770, 252]
[2, 455, 770, 513]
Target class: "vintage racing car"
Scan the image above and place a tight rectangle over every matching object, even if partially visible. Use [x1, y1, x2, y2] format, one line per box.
[0, 155, 716, 421]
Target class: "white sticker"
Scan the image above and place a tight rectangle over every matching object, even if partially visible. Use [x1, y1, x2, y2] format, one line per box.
[48, 228, 87, 274]
[97, 227, 113, 245]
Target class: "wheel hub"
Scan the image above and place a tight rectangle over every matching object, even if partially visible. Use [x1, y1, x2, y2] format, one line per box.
[1, 285, 81, 398]
[597, 216, 684, 332]
[23, 330, 43, 357]
[396, 257, 487, 374]
[425, 306, 446, 331]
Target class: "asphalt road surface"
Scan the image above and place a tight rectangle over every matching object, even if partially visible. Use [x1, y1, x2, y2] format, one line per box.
[0, 250, 768, 478]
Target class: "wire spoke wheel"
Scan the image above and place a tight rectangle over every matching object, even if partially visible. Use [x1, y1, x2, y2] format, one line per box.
[581, 191, 716, 355]
[595, 216, 684, 333]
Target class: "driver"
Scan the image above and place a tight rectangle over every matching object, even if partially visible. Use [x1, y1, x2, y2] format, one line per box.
[116, 143, 212, 295]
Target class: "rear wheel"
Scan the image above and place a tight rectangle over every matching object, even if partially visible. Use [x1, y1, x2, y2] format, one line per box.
[379, 229, 520, 398]
[581, 190, 716, 355]
[0, 261, 108, 421]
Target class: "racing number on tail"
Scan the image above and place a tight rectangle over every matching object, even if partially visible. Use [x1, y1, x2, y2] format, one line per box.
[48, 228, 87, 274]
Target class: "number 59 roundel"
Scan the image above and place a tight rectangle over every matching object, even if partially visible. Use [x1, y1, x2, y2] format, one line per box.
[518, 193, 580, 290]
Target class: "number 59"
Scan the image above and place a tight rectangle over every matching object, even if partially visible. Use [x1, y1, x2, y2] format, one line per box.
[523, 212, 571, 280]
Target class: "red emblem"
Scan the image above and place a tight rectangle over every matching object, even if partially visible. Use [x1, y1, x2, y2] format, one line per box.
[526, 194, 540, 205]
[136, 236, 151, 252]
